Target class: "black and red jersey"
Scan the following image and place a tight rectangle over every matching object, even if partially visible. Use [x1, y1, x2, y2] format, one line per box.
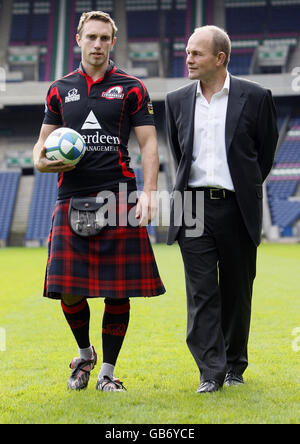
[43, 61, 155, 199]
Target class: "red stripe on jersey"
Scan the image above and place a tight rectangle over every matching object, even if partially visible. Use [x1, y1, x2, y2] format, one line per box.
[127, 87, 143, 115]
[47, 86, 65, 124]
[118, 148, 135, 178]
[58, 172, 64, 188]
[117, 90, 137, 179]
[114, 72, 146, 96]
[47, 87, 60, 114]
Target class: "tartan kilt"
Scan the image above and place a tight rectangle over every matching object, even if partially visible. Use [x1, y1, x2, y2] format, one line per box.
[43, 192, 166, 300]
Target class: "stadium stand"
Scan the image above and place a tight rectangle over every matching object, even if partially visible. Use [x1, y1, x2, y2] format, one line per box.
[67, 0, 192, 77]
[4, 0, 300, 79]
[226, 0, 300, 75]
[25, 171, 57, 246]
[0, 171, 21, 246]
[9, 0, 55, 81]
[267, 116, 300, 237]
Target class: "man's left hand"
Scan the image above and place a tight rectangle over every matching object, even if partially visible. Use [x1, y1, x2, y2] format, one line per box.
[135, 190, 157, 226]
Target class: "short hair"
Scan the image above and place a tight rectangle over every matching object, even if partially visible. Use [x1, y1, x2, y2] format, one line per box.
[194, 25, 231, 67]
[77, 10, 118, 39]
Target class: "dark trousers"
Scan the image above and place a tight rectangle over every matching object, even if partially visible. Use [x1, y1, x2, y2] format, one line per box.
[178, 189, 257, 385]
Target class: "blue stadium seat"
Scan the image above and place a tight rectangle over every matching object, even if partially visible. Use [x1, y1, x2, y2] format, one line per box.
[25, 171, 58, 244]
[267, 180, 298, 200]
[0, 171, 21, 243]
[269, 5, 300, 33]
[229, 53, 253, 76]
[9, 0, 55, 81]
[269, 199, 300, 234]
[226, 6, 268, 35]
[267, 115, 300, 235]
[31, 14, 49, 41]
[172, 57, 185, 78]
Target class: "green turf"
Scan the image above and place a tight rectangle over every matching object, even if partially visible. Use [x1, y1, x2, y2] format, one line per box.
[0, 243, 299, 424]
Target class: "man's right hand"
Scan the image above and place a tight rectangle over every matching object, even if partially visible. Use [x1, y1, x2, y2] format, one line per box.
[35, 146, 75, 173]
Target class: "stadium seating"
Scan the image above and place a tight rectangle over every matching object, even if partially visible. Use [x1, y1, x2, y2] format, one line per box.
[9, 0, 55, 81]
[25, 171, 57, 245]
[226, 1, 300, 75]
[69, 0, 191, 77]
[267, 115, 300, 236]
[6, 0, 300, 78]
[268, 199, 300, 236]
[0, 171, 21, 245]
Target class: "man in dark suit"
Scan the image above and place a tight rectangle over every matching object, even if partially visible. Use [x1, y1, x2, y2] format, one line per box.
[165, 25, 278, 393]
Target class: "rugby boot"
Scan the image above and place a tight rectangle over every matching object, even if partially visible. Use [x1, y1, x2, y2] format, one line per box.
[96, 375, 126, 392]
[67, 346, 97, 390]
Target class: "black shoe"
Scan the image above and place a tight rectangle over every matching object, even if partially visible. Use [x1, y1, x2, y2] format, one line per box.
[196, 380, 221, 394]
[224, 371, 244, 386]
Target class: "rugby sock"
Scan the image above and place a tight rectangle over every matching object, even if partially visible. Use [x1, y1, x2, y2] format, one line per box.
[101, 298, 130, 367]
[79, 345, 94, 361]
[98, 362, 115, 380]
[61, 298, 91, 350]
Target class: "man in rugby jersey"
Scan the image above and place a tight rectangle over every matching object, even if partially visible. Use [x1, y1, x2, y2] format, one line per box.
[33, 11, 165, 392]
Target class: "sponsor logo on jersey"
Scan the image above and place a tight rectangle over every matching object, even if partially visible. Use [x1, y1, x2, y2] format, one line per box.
[65, 88, 81, 103]
[81, 110, 101, 129]
[81, 111, 119, 151]
[101, 86, 124, 100]
[82, 132, 120, 149]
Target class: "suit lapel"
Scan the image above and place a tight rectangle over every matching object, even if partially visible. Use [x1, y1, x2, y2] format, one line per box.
[181, 82, 197, 158]
[225, 75, 247, 153]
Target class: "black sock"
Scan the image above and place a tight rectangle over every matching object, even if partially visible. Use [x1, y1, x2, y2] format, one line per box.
[61, 298, 90, 350]
[102, 298, 130, 365]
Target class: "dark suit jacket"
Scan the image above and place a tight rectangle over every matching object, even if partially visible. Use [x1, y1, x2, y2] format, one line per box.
[165, 74, 278, 247]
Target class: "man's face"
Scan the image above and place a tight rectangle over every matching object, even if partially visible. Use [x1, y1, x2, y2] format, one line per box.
[186, 30, 219, 81]
[76, 19, 116, 70]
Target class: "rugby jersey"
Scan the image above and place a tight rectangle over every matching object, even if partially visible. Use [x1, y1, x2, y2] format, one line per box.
[43, 61, 155, 199]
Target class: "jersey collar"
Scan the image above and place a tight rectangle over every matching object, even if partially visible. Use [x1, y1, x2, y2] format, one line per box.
[78, 60, 116, 79]
[78, 60, 116, 94]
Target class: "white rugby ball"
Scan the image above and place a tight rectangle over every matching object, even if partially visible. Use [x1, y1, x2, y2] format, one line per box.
[45, 127, 86, 166]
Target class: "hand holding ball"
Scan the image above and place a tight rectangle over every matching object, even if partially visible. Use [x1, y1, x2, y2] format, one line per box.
[45, 128, 86, 166]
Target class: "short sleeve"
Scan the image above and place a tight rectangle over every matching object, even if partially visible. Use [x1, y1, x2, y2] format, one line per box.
[128, 81, 155, 127]
[43, 83, 63, 126]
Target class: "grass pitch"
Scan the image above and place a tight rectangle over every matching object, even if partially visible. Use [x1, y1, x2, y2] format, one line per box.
[0, 243, 299, 424]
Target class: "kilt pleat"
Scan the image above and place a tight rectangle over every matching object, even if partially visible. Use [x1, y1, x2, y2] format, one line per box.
[43, 195, 166, 299]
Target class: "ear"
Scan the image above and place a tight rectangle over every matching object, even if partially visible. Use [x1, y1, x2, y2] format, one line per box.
[216, 51, 226, 67]
[76, 33, 81, 48]
[111, 36, 117, 49]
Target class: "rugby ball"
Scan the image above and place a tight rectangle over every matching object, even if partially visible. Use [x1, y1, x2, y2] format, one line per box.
[45, 127, 86, 166]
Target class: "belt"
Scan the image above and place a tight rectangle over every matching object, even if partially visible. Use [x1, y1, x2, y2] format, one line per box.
[187, 187, 235, 200]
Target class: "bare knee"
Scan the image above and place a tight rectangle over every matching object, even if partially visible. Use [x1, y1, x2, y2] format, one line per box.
[61, 293, 85, 306]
